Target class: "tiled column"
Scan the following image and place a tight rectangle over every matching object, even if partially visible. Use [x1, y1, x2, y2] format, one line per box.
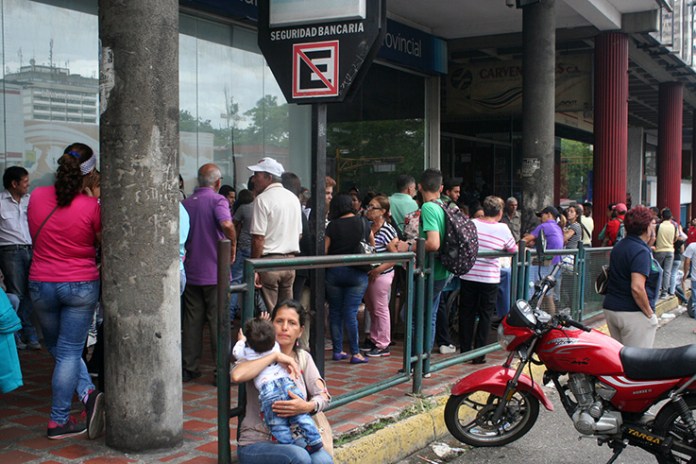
[657, 82, 684, 215]
[593, 32, 628, 244]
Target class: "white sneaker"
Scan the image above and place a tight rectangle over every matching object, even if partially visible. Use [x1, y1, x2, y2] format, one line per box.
[439, 344, 457, 354]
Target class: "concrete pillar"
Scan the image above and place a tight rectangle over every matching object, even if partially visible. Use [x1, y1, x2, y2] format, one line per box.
[99, 0, 182, 451]
[520, 0, 555, 231]
[657, 82, 684, 215]
[627, 127, 644, 205]
[592, 32, 628, 243]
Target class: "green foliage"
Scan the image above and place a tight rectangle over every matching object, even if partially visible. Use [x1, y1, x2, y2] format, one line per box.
[560, 139, 593, 202]
[327, 119, 425, 195]
[179, 109, 214, 133]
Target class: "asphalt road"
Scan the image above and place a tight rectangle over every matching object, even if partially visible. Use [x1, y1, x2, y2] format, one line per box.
[398, 308, 696, 464]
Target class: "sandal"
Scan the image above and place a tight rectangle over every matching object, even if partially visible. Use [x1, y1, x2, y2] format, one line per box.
[332, 352, 349, 361]
[350, 354, 368, 364]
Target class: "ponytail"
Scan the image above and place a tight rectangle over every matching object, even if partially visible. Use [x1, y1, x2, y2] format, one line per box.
[55, 143, 94, 207]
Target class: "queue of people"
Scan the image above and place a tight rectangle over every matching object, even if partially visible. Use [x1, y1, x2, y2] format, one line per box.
[8, 142, 691, 462]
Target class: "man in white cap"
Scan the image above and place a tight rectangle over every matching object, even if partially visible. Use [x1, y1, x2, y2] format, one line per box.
[248, 157, 302, 311]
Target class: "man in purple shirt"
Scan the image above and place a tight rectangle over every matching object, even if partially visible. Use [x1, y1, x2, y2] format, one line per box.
[523, 206, 564, 314]
[182, 163, 236, 382]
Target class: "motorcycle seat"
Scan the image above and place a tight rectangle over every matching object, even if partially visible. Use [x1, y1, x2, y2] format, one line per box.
[621, 345, 696, 380]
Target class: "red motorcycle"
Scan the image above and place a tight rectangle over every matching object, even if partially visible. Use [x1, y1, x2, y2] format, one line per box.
[445, 265, 696, 464]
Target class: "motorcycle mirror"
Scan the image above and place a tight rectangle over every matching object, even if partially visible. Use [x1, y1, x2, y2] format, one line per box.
[536, 229, 547, 261]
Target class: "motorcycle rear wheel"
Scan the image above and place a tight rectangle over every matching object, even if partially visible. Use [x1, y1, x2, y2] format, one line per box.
[444, 389, 539, 447]
[653, 396, 696, 464]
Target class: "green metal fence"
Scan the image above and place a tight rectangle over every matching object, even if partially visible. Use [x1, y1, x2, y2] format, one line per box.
[213, 240, 611, 462]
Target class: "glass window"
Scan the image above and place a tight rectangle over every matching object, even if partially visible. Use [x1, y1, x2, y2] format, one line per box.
[326, 64, 424, 196]
[179, 15, 311, 196]
[1, 0, 99, 187]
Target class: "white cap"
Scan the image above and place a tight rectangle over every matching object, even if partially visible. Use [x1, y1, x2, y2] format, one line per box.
[247, 157, 284, 177]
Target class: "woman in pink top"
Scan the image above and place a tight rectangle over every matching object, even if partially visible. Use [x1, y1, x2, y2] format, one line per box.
[28, 143, 103, 441]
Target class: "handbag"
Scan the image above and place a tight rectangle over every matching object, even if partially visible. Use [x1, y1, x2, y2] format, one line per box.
[595, 265, 610, 295]
[357, 217, 375, 255]
[298, 350, 333, 457]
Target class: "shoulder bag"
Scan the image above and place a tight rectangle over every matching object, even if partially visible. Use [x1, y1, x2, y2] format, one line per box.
[298, 349, 333, 457]
[31, 206, 59, 244]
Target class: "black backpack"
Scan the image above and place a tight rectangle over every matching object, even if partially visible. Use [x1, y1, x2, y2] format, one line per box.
[432, 200, 479, 275]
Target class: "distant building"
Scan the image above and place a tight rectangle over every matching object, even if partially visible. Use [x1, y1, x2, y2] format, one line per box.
[5, 61, 98, 124]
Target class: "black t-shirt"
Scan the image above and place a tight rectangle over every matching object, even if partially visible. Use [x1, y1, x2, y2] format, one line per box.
[326, 215, 368, 255]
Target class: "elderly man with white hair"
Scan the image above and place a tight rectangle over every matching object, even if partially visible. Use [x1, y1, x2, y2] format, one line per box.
[500, 196, 521, 242]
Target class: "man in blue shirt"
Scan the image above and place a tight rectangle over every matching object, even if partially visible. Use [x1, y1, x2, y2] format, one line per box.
[523, 206, 564, 313]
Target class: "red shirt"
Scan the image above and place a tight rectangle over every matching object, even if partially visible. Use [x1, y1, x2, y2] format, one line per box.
[605, 216, 624, 245]
[687, 226, 696, 245]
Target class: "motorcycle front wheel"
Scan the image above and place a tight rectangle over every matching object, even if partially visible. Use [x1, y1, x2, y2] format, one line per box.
[444, 389, 539, 447]
[653, 395, 696, 464]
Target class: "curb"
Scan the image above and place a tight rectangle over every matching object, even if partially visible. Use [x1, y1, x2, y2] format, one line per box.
[334, 361, 548, 464]
[334, 396, 448, 464]
[335, 297, 681, 464]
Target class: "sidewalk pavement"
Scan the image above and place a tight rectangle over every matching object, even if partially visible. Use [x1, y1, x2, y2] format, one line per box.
[0, 296, 682, 464]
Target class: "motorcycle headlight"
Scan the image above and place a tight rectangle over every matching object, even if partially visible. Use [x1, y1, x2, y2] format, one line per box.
[497, 323, 516, 349]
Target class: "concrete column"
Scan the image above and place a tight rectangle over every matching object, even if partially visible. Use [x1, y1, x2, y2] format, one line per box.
[520, 0, 555, 231]
[657, 82, 684, 215]
[426, 76, 441, 169]
[627, 127, 644, 205]
[99, 0, 182, 451]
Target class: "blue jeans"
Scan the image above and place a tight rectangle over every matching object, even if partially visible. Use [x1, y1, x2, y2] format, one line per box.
[229, 247, 251, 320]
[0, 246, 38, 344]
[259, 377, 322, 448]
[325, 266, 368, 356]
[669, 259, 681, 295]
[29, 280, 100, 424]
[238, 442, 333, 464]
[654, 251, 674, 294]
[403, 277, 448, 354]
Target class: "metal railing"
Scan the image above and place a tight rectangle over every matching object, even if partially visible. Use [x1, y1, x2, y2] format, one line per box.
[213, 240, 610, 462]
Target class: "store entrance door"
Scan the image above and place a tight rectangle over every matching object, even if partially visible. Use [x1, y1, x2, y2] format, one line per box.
[441, 133, 514, 206]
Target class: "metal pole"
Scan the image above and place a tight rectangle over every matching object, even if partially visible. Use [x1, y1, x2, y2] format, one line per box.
[310, 103, 327, 375]
[413, 239, 426, 393]
[216, 240, 232, 464]
[423, 252, 434, 375]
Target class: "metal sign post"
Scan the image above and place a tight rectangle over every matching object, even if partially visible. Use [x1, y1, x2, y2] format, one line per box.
[256, 0, 386, 375]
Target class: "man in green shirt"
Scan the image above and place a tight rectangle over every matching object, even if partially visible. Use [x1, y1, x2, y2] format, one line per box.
[415, 169, 452, 353]
[389, 174, 418, 237]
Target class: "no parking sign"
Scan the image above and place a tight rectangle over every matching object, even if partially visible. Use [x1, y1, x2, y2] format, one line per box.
[258, 0, 386, 104]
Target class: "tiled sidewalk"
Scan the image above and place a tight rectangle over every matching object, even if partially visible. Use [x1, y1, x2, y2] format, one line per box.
[0, 333, 502, 464]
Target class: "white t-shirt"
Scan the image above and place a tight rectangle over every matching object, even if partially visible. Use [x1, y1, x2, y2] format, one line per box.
[250, 183, 302, 255]
[232, 340, 289, 391]
[683, 242, 696, 280]
[461, 218, 518, 284]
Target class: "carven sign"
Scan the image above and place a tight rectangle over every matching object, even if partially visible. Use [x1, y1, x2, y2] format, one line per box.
[257, 0, 386, 104]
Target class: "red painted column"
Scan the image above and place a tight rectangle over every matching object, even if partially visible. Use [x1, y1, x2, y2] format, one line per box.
[657, 82, 683, 216]
[593, 32, 628, 244]
[692, 110, 696, 220]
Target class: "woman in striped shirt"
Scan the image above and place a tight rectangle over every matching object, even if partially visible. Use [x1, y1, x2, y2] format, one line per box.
[362, 195, 398, 358]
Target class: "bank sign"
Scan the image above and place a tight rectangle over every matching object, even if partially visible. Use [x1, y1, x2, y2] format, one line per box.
[258, 0, 386, 103]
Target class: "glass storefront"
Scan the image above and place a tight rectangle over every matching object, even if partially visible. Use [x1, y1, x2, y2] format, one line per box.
[0, 1, 428, 200]
[0, 0, 426, 198]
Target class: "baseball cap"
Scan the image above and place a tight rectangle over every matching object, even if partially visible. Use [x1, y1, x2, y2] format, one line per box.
[247, 157, 284, 177]
[535, 206, 560, 219]
[613, 203, 627, 213]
